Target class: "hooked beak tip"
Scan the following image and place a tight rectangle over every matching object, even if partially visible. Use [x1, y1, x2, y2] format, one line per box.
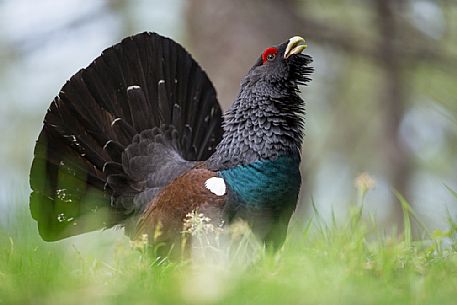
[284, 36, 307, 59]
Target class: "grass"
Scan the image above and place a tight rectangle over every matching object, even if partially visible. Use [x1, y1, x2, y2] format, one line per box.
[1, 194, 457, 305]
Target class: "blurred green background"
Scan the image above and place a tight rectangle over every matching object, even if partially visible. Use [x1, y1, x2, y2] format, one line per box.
[0, 0, 456, 237]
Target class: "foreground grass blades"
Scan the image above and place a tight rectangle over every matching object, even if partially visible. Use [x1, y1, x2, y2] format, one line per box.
[1, 198, 457, 305]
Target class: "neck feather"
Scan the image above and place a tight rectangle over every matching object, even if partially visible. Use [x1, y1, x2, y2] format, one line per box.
[207, 82, 304, 170]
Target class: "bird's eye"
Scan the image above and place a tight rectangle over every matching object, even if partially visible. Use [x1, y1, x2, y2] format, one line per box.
[262, 47, 278, 64]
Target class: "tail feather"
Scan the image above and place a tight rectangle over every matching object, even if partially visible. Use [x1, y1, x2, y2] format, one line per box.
[126, 86, 151, 132]
[30, 32, 223, 240]
[111, 118, 137, 146]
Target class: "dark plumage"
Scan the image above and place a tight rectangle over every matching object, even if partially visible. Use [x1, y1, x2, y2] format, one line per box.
[30, 32, 313, 254]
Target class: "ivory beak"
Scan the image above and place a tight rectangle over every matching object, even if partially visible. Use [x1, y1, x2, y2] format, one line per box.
[284, 36, 307, 59]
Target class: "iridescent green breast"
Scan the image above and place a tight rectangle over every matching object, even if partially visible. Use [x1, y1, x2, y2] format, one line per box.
[220, 155, 301, 209]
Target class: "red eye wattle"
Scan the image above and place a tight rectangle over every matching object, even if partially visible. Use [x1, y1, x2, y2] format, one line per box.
[262, 47, 278, 64]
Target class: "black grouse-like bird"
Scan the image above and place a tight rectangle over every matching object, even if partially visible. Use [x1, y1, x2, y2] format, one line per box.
[30, 32, 313, 253]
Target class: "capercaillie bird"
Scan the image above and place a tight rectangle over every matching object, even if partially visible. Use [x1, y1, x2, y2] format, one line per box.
[29, 32, 313, 254]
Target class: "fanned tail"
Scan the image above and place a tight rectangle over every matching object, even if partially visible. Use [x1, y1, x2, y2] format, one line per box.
[30, 32, 223, 241]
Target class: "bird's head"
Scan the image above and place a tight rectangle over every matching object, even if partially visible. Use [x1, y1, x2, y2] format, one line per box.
[243, 36, 313, 88]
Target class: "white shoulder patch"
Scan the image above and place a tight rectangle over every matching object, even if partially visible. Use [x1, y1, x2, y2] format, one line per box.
[204, 177, 226, 196]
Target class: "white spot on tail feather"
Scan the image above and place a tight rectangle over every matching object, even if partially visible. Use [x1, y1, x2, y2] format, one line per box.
[102, 162, 109, 172]
[111, 118, 121, 126]
[205, 177, 226, 196]
[103, 140, 112, 150]
[127, 85, 140, 91]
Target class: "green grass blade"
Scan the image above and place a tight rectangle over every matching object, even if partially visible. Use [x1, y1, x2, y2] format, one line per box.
[445, 184, 457, 201]
[394, 191, 412, 247]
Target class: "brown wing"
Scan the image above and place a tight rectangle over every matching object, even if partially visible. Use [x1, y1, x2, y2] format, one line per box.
[135, 166, 226, 256]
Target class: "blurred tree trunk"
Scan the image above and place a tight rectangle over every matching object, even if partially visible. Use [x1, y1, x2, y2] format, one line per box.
[375, 0, 412, 232]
